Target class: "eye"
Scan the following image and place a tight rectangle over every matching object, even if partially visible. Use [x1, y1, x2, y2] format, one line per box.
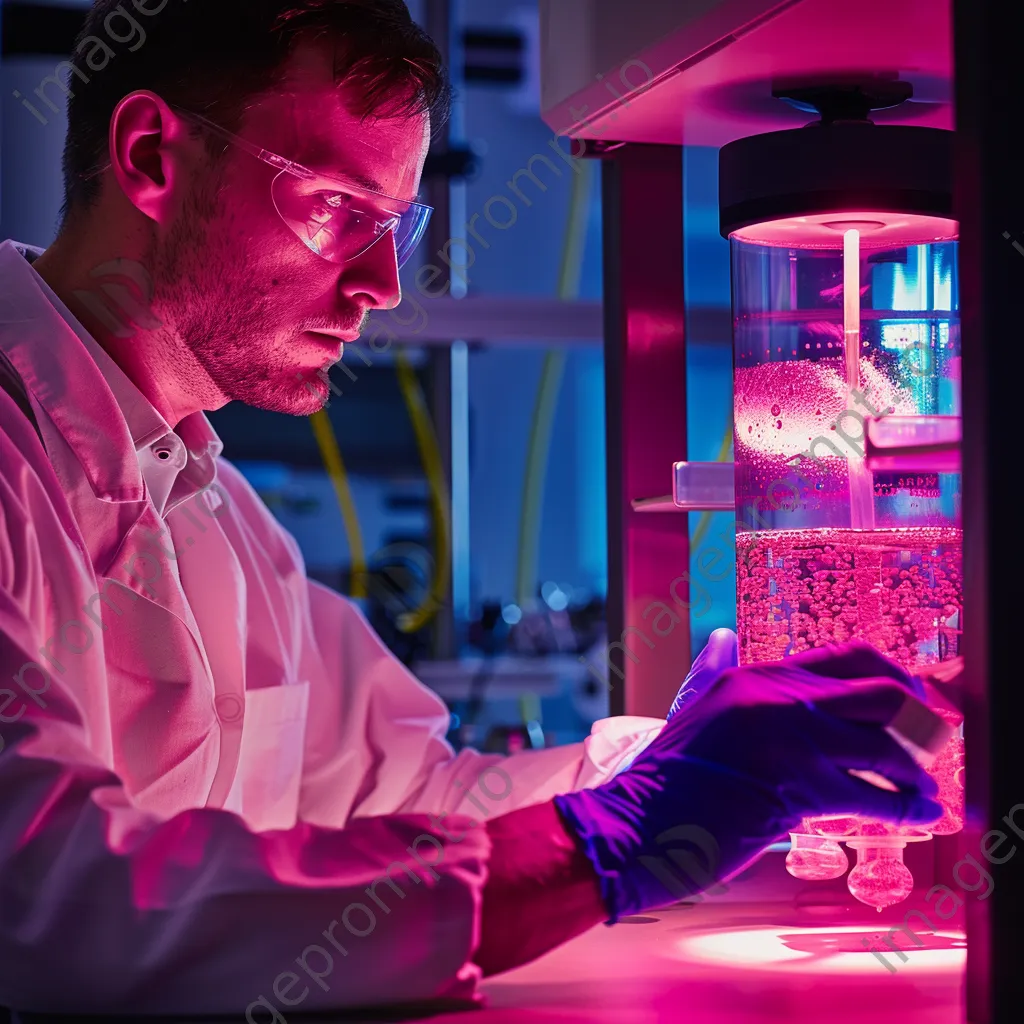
[306, 191, 352, 217]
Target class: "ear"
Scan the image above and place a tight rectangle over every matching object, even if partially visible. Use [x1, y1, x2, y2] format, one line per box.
[109, 90, 198, 225]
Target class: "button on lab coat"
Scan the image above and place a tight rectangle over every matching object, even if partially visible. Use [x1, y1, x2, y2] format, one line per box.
[0, 241, 663, 1016]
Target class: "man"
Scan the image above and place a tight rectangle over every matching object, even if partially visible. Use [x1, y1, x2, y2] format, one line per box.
[0, 1, 942, 1018]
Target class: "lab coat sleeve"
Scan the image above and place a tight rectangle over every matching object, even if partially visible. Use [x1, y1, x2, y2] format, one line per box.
[299, 576, 665, 825]
[0, 436, 491, 1017]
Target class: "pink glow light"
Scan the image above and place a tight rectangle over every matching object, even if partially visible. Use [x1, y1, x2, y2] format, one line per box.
[729, 211, 959, 249]
[674, 926, 966, 974]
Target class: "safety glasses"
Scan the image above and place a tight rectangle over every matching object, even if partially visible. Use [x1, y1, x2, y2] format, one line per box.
[172, 107, 433, 269]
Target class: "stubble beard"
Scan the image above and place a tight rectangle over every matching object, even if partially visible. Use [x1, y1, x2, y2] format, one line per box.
[150, 177, 316, 416]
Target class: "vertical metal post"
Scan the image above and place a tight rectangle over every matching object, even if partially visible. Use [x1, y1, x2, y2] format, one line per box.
[423, 0, 457, 659]
[601, 143, 690, 718]
[954, 1, 1024, 1020]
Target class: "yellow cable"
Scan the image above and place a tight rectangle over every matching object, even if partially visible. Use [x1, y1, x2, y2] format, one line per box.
[309, 409, 367, 598]
[394, 349, 451, 633]
[515, 350, 566, 606]
[514, 160, 593, 606]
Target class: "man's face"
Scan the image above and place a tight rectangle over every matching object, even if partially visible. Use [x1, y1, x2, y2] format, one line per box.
[152, 42, 430, 415]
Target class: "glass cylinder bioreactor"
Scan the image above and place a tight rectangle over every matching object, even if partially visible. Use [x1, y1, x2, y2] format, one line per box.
[718, 96, 964, 908]
[730, 219, 961, 668]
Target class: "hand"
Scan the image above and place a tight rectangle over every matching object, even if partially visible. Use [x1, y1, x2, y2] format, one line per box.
[667, 628, 738, 720]
[666, 639, 928, 747]
[669, 634, 925, 722]
[555, 641, 941, 922]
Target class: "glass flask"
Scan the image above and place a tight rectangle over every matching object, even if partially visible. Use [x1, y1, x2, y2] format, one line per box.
[786, 832, 849, 881]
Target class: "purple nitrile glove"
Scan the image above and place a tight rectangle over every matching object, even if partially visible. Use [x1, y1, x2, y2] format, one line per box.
[667, 628, 738, 720]
[773, 641, 928, 700]
[554, 641, 941, 923]
[669, 636, 927, 723]
[666, 639, 929, 744]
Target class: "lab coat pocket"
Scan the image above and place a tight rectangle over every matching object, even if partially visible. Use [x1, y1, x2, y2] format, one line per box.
[234, 681, 310, 832]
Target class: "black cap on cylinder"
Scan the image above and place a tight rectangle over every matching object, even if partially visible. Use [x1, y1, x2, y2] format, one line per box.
[718, 123, 953, 240]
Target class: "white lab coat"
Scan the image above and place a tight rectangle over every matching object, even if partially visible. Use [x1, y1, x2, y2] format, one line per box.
[0, 240, 663, 1017]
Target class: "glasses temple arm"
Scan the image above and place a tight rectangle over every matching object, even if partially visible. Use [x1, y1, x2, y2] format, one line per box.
[170, 105, 314, 181]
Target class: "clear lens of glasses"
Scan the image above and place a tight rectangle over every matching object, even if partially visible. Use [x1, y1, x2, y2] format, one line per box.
[271, 170, 432, 268]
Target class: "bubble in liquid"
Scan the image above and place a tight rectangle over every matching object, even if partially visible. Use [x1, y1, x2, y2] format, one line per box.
[927, 711, 965, 836]
[786, 835, 849, 881]
[737, 527, 962, 672]
[847, 847, 914, 910]
[733, 358, 916, 467]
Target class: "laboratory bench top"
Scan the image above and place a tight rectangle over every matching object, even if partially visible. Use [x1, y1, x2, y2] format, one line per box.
[431, 898, 964, 1024]
[11, 896, 964, 1024]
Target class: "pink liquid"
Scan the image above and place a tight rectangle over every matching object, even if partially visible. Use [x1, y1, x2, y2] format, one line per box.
[740, 527, 965, 877]
[847, 848, 915, 910]
[786, 837, 849, 881]
[928, 708, 965, 835]
[736, 526, 962, 670]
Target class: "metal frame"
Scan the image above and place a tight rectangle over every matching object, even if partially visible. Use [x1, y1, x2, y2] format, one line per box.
[366, 297, 731, 346]
[954, 2, 1024, 1020]
[367, 295, 604, 344]
[600, 143, 691, 718]
[423, 0, 458, 660]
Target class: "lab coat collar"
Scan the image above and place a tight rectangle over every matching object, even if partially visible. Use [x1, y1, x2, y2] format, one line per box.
[0, 239, 223, 516]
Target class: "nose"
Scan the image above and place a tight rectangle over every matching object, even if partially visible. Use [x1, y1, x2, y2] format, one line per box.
[338, 230, 402, 311]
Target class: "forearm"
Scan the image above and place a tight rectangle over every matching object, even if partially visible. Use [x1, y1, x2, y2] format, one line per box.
[0, 713, 489, 1014]
[474, 798, 608, 977]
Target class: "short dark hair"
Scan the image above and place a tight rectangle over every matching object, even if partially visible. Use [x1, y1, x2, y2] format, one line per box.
[61, 0, 450, 218]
